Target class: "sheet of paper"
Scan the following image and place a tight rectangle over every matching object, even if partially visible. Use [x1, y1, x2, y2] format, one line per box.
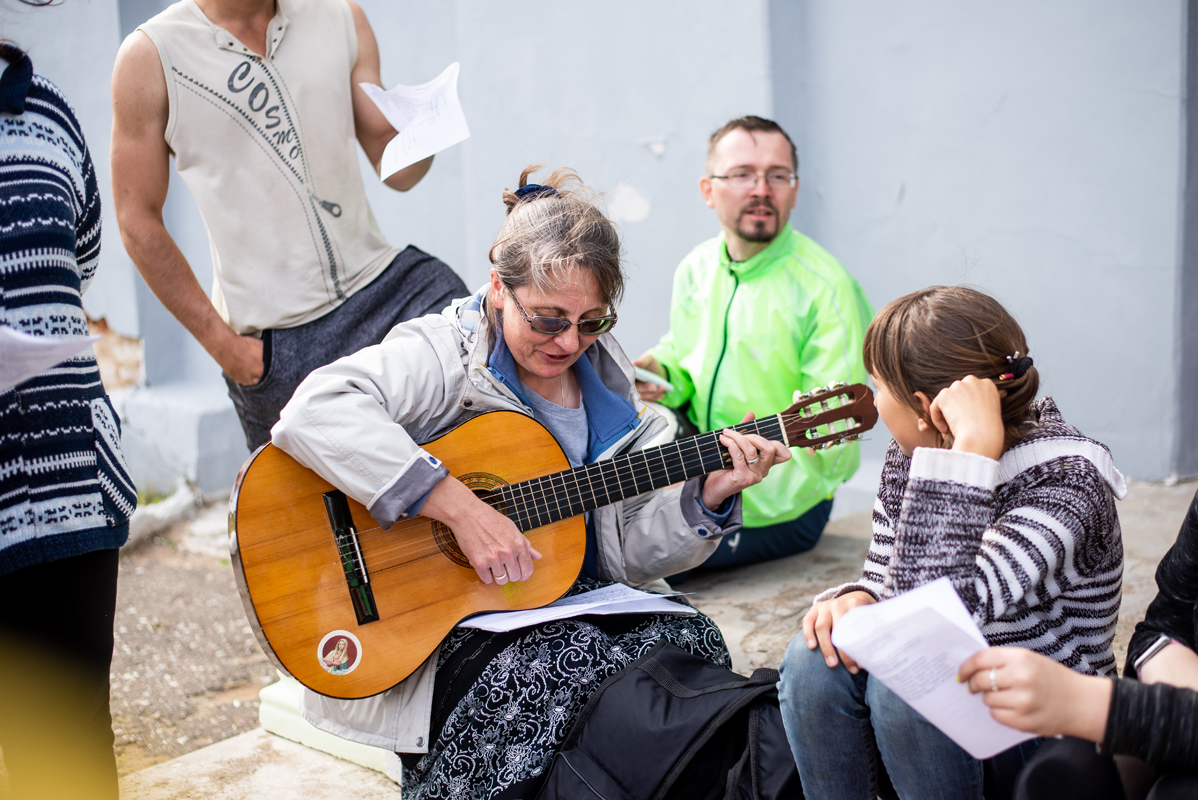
[459, 583, 695, 633]
[0, 327, 99, 393]
[359, 62, 470, 180]
[831, 577, 1036, 759]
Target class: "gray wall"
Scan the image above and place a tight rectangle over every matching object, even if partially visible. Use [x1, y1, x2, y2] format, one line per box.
[358, 0, 775, 360]
[9, 0, 1194, 486]
[2, 0, 134, 335]
[773, 0, 1189, 479]
[1179, 0, 1198, 478]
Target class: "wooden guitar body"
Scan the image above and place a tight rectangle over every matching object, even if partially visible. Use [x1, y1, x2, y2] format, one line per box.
[230, 411, 585, 699]
[229, 382, 877, 699]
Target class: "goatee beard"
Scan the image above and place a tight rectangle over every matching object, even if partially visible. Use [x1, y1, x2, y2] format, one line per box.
[737, 200, 778, 243]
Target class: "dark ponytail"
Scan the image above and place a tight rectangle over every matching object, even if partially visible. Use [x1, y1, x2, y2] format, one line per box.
[863, 286, 1039, 450]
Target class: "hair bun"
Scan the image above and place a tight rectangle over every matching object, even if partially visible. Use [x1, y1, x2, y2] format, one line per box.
[506, 184, 559, 215]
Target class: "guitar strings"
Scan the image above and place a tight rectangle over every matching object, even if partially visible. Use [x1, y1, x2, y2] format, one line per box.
[345, 407, 867, 571]
[337, 406, 864, 570]
[333, 404, 867, 572]
[345, 413, 781, 562]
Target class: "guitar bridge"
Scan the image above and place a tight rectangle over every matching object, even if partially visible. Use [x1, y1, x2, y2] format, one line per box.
[323, 490, 380, 625]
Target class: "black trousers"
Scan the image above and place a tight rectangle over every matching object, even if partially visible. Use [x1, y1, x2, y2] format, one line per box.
[0, 546, 121, 800]
[1015, 736, 1198, 800]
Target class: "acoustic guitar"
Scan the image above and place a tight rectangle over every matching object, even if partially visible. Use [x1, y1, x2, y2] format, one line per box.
[229, 382, 877, 698]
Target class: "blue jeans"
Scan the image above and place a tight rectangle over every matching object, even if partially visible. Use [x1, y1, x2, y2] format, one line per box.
[779, 638, 984, 800]
[668, 500, 832, 585]
[704, 498, 833, 569]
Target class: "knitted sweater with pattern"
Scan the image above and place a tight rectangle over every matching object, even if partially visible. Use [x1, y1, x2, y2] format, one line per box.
[0, 54, 136, 576]
[823, 398, 1126, 677]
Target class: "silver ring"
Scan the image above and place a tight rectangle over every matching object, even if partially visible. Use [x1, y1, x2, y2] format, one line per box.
[989, 666, 999, 693]
[747, 456, 760, 465]
[493, 570, 507, 581]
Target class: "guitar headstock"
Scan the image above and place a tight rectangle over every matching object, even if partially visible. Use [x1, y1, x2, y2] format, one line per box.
[780, 382, 878, 450]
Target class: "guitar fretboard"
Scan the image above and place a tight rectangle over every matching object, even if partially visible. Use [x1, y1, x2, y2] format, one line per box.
[490, 415, 786, 532]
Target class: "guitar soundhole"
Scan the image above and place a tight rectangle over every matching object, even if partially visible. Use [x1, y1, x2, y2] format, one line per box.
[431, 520, 471, 568]
[431, 472, 509, 569]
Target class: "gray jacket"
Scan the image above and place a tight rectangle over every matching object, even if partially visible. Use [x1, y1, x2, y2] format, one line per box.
[272, 288, 741, 751]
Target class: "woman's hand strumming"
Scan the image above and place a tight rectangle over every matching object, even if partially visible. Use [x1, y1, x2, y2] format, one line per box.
[421, 476, 542, 585]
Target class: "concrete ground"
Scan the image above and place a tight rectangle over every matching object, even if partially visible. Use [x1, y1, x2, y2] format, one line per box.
[2, 478, 1193, 798]
[685, 478, 1197, 677]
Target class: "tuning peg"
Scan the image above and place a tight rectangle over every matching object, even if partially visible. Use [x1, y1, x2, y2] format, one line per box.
[830, 380, 848, 389]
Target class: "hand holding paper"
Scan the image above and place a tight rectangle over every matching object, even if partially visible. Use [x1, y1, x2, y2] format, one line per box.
[831, 577, 1036, 759]
[359, 62, 470, 180]
[957, 646, 1114, 743]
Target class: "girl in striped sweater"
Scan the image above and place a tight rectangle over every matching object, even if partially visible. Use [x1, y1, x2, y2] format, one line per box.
[777, 286, 1126, 800]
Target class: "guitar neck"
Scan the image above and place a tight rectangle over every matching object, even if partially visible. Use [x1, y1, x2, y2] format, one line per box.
[491, 415, 787, 533]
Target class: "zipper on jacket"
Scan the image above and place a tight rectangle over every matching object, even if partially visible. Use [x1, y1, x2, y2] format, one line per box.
[705, 268, 739, 432]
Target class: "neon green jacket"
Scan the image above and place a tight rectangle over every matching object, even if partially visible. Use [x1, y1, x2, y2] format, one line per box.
[650, 225, 874, 528]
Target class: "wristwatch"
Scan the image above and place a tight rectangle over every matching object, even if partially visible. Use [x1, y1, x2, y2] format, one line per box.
[1132, 633, 1173, 674]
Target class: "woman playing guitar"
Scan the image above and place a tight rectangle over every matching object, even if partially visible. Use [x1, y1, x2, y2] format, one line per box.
[271, 166, 790, 798]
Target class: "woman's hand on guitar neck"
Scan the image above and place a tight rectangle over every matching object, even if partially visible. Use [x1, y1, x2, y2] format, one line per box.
[701, 413, 792, 510]
[420, 476, 542, 585]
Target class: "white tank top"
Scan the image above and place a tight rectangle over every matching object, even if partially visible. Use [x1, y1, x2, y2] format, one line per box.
[140, 0, 400, 333]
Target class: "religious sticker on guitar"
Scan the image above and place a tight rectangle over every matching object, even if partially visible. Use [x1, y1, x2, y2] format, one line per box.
[318, 631, 362, 676]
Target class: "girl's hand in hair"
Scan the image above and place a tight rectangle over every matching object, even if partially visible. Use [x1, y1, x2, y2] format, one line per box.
[928, 375, 1005, 461]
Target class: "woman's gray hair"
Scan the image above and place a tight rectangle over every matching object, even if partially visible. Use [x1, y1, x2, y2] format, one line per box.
[488, 165, 625, 320]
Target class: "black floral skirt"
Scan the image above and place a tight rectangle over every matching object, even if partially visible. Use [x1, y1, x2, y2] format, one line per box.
[398, 578, 730, 799]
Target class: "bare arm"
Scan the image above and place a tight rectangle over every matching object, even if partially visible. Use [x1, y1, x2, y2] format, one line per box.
[110, 32, 263, 384]
[347, 0, 433, 192]
[1139, 641, 1198, 692]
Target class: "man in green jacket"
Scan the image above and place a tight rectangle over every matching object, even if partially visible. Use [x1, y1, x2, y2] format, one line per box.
[636, 116, 873, 572]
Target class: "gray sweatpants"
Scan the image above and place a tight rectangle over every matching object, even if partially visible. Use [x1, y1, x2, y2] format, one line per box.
[223, 246, 466, 450]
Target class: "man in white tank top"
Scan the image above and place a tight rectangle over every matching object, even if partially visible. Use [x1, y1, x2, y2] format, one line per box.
[111, 0, 466, 448]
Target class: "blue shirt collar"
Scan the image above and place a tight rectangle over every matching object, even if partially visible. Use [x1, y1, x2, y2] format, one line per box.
[487, 333, 639, 462]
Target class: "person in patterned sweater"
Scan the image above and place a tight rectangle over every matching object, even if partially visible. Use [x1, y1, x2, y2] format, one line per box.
[0, 40, 137, 800]
[777, 286, 1125, 800]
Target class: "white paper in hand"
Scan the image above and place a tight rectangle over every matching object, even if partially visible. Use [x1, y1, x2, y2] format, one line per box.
[359, 62, 470, 180]
[831, 577, 1036, 759]
[0, 327, 99, 393]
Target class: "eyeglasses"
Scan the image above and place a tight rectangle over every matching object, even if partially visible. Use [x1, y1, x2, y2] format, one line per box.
[507, 287, 618, 336]
[708, 170, 798, 190]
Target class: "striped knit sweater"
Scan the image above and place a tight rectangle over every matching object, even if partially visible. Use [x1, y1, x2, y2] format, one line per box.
[822, 397, 1126, 677]
[0, 52, 136, 576]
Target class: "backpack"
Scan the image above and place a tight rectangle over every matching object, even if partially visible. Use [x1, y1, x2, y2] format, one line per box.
[536, 639, 803, 800]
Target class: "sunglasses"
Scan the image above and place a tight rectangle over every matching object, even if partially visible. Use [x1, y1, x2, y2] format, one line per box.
[507, 287, 618, 336]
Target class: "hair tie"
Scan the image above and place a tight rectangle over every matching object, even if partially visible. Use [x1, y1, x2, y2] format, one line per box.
[0, 47, 32, 116]
[997, 351, 1033, 381]
[508, 183, 559, 213]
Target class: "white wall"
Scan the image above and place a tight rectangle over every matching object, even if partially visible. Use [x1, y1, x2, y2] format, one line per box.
[773, 0, 1187, 479]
